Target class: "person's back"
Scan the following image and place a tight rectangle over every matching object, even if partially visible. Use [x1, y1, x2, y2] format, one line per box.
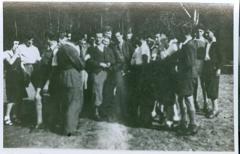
[178, 39, 197, 79]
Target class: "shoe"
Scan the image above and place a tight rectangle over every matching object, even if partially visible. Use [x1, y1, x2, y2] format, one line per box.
[29, 123, 46, 133]
[176, 123, 188, 135]
[203, 106, 211, 115]
[64, 131, 78, 137]
[13, 118, 22, 125]
[188, 124, 199, 135]
[207, 110, 221, 119]
[4, 117, 13, 126]
[35, 123, 45, 129]
[94, 107, 102, 121]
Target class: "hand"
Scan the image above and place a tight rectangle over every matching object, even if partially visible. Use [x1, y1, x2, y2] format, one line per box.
[216, 69, 221, 76]
[106, 62, 111, 67]
[152, 53, 157, 61]
[100, 62, 108, 68]
[84, 54, 91, 61]
[175, 66, 178, 72]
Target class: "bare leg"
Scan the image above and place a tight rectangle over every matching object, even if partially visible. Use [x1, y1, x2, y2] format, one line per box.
[193, 78, 199, 110]
[4, 103, 14, 125]
[178, 96, 188, 126]
[200, 77, 208, 109]
[185, 95, 199, 134]
[185, 95, 197, 126]
[173, 94, 180, 121]
[212, 99, 219, 112]
[207, 98, 220, 119]
[35, 97, 43, 126]
[5, 103, 14, 119]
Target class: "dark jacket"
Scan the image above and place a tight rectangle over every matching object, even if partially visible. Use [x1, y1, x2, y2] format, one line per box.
[57, 43, 85, 88]
[87, 46, 115, 74]
[32, 48, 53, 89]
[178, 40, 197, 79]
[113, 41, 131, 72]
[208, 42, 222, 70]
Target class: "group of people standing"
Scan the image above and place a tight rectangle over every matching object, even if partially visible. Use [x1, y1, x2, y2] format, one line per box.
[3, 23, 222, 136]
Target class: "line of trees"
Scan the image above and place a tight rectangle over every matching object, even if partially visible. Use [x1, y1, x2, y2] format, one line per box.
[3, 2, 233, 63]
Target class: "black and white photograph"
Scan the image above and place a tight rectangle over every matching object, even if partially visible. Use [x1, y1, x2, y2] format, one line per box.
[1, 0, 238, 153]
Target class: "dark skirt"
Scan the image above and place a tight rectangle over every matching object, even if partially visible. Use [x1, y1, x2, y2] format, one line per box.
[203, 61, 220, 100]
[5, 59, 26, 103]
[177, 77, 194, 97]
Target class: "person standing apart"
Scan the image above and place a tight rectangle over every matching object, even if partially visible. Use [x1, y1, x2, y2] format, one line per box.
[203, 29, 222, 118]
[193, 25, 209, 113]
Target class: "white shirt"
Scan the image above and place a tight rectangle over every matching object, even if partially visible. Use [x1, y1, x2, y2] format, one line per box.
[140, 41, 151, 63]
[17, 44, 41, 64]
[50, 41, 59, 66]
[131, 47, 142, 65]
[131, 42, 151, 65]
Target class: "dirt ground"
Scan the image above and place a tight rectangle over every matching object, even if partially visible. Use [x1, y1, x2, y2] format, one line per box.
[3, 75, 234, 151]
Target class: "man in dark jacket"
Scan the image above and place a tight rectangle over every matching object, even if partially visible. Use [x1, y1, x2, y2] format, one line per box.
[113, 31, 131, 123]
[177, 24, 198, 135]
[87, 33, 115, 120]
[202, 29, 222, 118]
[57, 38, 85, 136]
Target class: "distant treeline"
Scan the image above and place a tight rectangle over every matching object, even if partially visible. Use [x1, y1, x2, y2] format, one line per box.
[3, 2, 233, 63]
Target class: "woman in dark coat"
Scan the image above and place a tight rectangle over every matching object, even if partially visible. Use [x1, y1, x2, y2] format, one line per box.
[4, 41, 27, 125]
[202, 30, 222, 118]
[57, 41, 85, 136]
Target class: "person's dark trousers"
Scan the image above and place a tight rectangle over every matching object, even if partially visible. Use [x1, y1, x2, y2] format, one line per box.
[46, 68, 62, 131]
[128, 65, 142, 126]
[61, 87, 84, 134]
[47, 90, 62, 131]
[114, 71, 129, 123]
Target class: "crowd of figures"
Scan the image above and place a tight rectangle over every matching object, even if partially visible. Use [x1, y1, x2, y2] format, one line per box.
[3, 23, 223, 136]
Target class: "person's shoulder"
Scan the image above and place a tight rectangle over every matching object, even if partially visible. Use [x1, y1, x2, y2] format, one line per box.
[31, 45, 39, 50]
[18, 44, 26, 49]
[188, 40, 198, 46]
[4, 50, 12, 54]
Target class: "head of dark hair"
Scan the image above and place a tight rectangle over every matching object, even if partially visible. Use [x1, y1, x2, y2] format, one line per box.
[138, 32, 148, 40]
[103, 25, 113, 32]
[58, 31, 66, 39]
[45, 31, 56, 41]
[23, 32, 34, 41]
[115, 30, 123, 35]
[134, 37, 142, 47]
[181, 23, 193, 36]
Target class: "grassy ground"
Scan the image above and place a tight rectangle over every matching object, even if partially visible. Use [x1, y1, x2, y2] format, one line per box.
[3, 75, 234, 151]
